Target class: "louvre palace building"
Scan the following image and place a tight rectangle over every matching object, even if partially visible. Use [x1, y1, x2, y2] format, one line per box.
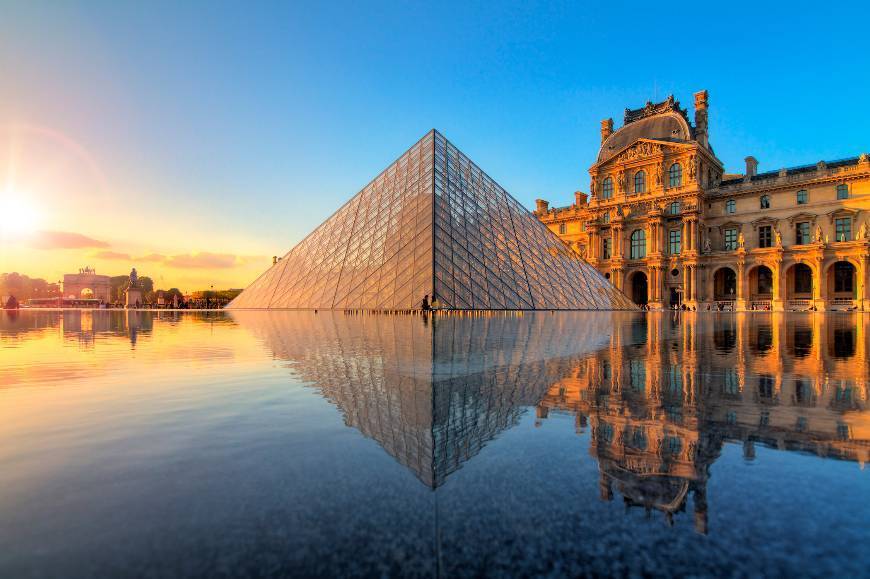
[535, 91, 870, 311]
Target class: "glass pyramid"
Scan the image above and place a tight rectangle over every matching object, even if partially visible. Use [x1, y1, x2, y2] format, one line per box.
[228, 130, 635, 310]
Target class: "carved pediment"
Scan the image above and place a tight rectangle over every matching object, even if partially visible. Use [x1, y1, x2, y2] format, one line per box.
[615, 141, 664, 164]
[787, 212, 818, 225]
[750, 217, 779, 230]
[717, 221, 742, 234]
[826, 207, 861, 223]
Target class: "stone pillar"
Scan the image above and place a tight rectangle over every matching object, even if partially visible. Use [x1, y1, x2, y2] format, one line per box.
[772, 260, 785, 312]
[613, 225, 624, 259]
[588, 225, 599, 261]
[736, 259, 747, 311]
[858, 255, 869, 311]
[812, 256, 826, 311]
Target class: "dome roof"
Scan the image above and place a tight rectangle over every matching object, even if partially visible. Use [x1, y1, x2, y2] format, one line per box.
[597, 112, 692, 164]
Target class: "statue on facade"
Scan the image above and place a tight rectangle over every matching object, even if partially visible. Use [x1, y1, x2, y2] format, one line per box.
[774, 228, 782, 247]
[857, 221, 868, 240]
[737, 231, 745, 249]
[814, 225, 823, 243]
[703, 236, 712, 254]
[128, 267, 139, 289]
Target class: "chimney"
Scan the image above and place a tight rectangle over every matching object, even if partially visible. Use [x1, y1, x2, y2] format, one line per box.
[693, 90, 709, 148]
[600, 118, 613, 144]
[574, 191, 588, 207]
[744, 156, 758, 179]
[535, 199, 550, 214]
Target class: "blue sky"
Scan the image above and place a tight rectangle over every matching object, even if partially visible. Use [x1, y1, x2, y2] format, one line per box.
[1, 0, 868, 286]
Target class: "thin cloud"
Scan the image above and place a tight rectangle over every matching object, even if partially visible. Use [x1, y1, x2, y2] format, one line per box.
[164, 252, 238, 269]
[27, 230, 110, 250]
[82, 248, 270, 269]
[90, 250, 133, 260]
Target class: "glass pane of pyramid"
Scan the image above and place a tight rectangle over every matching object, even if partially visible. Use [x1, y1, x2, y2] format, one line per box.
[228, 130, 634, 310]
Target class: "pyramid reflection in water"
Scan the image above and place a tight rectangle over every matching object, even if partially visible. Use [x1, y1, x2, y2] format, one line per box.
[228, 131, 634, 310]
[232, 310, 614, 487]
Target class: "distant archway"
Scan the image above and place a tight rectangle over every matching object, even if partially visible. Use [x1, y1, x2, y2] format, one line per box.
[826, 260, 857, 299]
[630, 271, 648, 306]
[748, 265, 774, 300]
[80, 288, 94, 299]
[712, 267, 737, 301]
[786, 263, 813, 300]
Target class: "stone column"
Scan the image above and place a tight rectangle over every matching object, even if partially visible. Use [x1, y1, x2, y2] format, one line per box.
[772, 260, 785, 312]
[613, 225, 624, 259]
[588, 225, 599, 261]
[736, 259, 747, 311]
[859, 255, 869, 311]
[812, 256, 826, 311]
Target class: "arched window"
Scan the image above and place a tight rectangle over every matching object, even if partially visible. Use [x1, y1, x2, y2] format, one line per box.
[634, 170, 646, 194]
[668, 163, 682, 187]
[725, 199, 736, 214]
[558, 223, 566, 235]
[760, 195, 770, 209]
[669, 201, 681, 215]
[601, 177, 613, 199]
[630, 229, 646, 259]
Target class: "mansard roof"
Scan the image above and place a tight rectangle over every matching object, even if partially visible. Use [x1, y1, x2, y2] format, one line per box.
[598, 96, 694, 163]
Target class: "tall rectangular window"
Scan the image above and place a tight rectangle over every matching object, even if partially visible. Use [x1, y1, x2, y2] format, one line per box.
[630, 229, 646, 260]
[796, 222, 810, 245]
[725, 199, 736, 214]
[797, 190, 808, 204]
[669, 229, 681, 254]
[602, 238, 611, 260]
[558, 222, 566, 235]
[835, 218, 852, 241]
[759, 226, 772, 248]
[724, 228, 737, 250]
[837, 184, 849, 199]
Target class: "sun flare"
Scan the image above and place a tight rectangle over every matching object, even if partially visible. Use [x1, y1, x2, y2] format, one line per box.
[0, 190, 40, 236]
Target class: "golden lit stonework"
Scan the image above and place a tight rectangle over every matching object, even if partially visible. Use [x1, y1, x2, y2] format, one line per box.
[536, 91, 870, 311]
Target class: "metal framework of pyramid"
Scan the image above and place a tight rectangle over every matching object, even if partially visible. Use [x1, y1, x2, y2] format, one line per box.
[228, 130, 635, 310]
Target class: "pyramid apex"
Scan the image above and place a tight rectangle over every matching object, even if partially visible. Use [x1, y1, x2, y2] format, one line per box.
[229, 129, 635, 311]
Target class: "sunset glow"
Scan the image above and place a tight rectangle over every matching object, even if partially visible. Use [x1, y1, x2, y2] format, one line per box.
[0, 190, 40, 236]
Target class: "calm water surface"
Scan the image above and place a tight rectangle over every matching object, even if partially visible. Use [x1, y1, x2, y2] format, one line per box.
[1, 310, 869, 577]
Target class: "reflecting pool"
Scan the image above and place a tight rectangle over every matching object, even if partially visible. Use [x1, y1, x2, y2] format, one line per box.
[1, 310, 869, 577]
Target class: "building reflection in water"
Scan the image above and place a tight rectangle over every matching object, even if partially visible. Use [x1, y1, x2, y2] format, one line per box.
[537, 312, 869, 534]
[5, 309, 867, 536]
[235, 310, 869, 533]
[0, 309, 232, 348]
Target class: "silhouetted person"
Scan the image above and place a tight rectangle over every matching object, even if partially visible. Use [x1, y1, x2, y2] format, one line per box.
[421, 294, 430, 311]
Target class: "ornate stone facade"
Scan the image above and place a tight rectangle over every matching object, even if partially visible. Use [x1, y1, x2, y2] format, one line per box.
[536, 91, 870, 311]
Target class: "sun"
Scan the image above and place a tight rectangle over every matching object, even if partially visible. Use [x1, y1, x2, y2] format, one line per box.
[0, 190, 40, 236]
